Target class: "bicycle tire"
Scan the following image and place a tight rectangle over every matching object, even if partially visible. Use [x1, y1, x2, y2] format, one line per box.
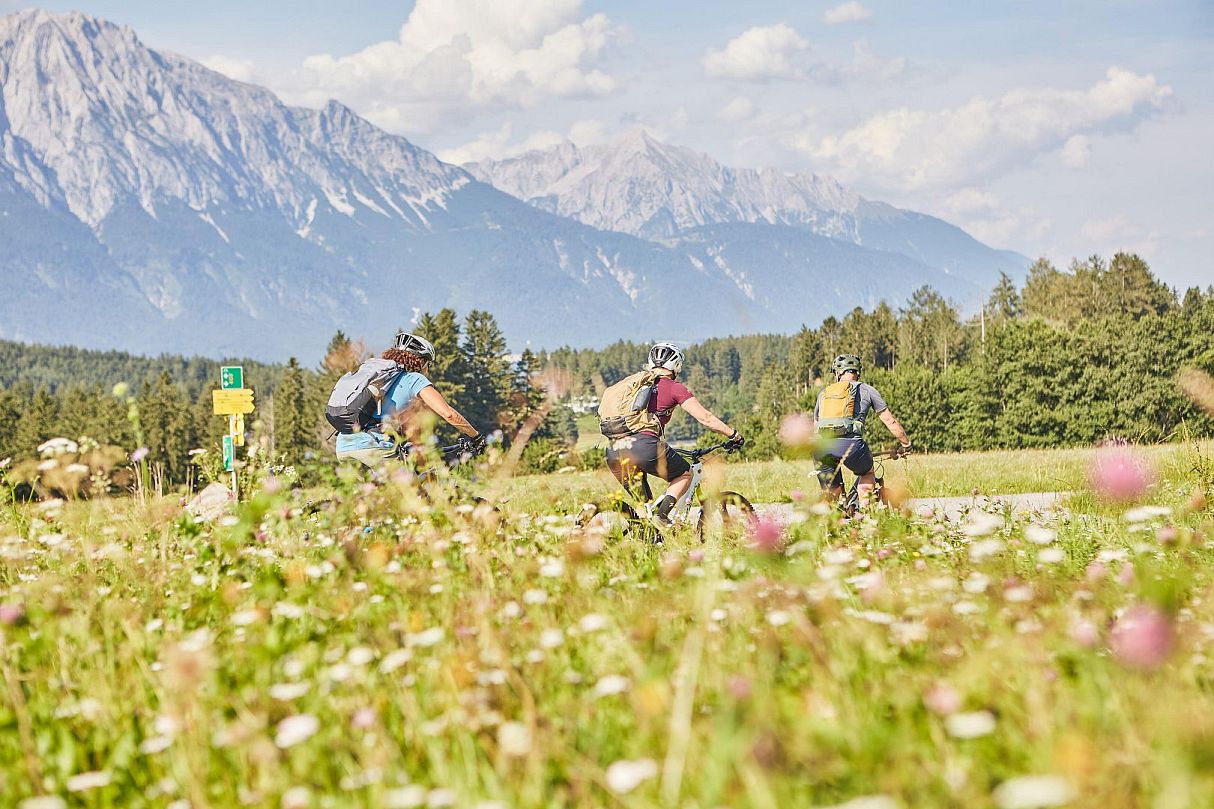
[696, 490, 757, 542]
[576, 499, 665, 543]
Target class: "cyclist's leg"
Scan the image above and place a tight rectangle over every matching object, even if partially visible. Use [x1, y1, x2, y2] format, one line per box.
[813, 442, 845, 500]
[607, 439, 646, 500]
[336, 445, 399, 468]
[639, 474, 654, 502]
[841, 439, 877, 508]
[652, 436, 692, 503]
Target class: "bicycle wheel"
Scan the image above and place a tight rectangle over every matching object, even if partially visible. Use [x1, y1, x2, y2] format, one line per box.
[576, 500, 663, 543]
[696, 491, 757, 542]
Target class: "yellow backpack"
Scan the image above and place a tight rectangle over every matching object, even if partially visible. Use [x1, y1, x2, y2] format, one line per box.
[598, 370, 663, 439]
[816, 381, 862, 436]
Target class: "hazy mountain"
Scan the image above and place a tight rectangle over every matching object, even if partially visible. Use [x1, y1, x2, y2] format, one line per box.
[469, 133, 1028, 285]
[0, 10, 1004, 360]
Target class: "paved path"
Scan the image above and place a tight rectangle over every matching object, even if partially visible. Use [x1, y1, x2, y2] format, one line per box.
[752, 491, 1072, 522]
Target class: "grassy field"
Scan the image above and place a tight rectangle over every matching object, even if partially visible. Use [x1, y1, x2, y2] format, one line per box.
[2, 441, 1213, 807]
[500, 441, 1207, 514]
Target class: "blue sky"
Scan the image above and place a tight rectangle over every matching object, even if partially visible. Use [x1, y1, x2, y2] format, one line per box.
[9, 0, 1212, 288]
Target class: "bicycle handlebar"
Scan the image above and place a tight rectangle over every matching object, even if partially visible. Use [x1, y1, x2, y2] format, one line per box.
[872, 445, 914, 460]
[673, 441, 733, 460]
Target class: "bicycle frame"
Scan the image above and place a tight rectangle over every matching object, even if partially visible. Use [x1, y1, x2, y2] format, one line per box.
[629, 442, 729, 526]
[836, 446, 906, 516]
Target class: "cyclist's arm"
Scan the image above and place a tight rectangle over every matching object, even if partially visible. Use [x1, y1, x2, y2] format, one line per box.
[418, 385, 479, 437]
[681, 396, 734, 437]
[878, 409, 911, 446]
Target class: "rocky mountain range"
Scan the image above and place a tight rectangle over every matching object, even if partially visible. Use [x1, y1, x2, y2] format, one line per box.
[467, 132, 1027, 280]
[0, 10, 1027, 360]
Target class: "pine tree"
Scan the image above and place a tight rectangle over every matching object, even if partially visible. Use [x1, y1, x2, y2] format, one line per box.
[0, 386, 24, 460]
[986, 271, 1022, 321]
[898, 286, 966, 372]
[321, 330, 366, 376]
[13, 386, 59, 458]
[275, 357, 312, 464]
[461, 310, 511, 432]
[502, 348, 546, 436]
[1021, 258, 1065, 322]
[790, 326, 822, 393]
[416, 309, 466, 402]
[142, 371, 197, 484]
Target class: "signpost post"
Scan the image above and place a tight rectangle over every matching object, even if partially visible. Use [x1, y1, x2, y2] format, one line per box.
[213, 366, 253, 498]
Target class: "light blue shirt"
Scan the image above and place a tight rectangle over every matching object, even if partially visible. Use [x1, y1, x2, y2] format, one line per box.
[335, 371, 432, 453]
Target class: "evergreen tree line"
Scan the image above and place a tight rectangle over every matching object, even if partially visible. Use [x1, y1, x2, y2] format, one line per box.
[1, 252, 1210, 490]
[0, 340, 283, 396]
[0, 309, 573, 487]
[541, 253, 1214, 456]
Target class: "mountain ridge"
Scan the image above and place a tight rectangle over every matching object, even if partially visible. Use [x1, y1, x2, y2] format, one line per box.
[468, 132, 1028, 283]
[0, 9, 1019, 361]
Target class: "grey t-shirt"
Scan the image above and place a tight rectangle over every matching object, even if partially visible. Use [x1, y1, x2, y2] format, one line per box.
[814, 382, 888, 426]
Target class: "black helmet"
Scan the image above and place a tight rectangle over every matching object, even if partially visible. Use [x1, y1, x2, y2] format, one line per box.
[394, 331, 436, 362]
[832, 354, 862, 377]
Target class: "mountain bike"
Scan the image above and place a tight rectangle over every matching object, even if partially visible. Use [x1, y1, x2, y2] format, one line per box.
[305, 438, 491, 516]
[576, 441, 755, 542]
[831, 445, 911, 517]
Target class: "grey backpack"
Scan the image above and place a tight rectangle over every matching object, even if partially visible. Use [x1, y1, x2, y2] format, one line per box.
[325, 358, 404, 434]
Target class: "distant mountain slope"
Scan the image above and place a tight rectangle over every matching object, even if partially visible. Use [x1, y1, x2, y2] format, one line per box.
[469, 131, 860, 242]
[468, 133, 1029, 289]
[0, 10, 1004, 360]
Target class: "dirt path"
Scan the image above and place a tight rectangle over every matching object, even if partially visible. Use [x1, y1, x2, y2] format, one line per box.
[753, 491, 1072, 522]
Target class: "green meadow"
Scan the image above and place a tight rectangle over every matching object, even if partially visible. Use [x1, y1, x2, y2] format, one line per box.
[3, 440, 1213, 808]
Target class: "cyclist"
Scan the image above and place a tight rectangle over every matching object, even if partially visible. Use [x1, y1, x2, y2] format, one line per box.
[334, 332, 486, 467]
[604, 342, 744, 527]
[813, 354, 912, 509]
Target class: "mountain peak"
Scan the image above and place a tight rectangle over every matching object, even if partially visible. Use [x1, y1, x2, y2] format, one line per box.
[0, 8, 1026, 360]
[468, 133, 863, 240]
[0, 8, 136, 48]
[610, 127, 663, 153]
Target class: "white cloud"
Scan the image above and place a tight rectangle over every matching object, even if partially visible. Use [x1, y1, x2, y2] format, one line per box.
[943, 188, 999, 216]
[1081, 214, 1158, 258]
[718, 96, 756, 122]
[1060, 134, 1090, 169]
[964, 214, 1043, 248]
[289, 0, 619, 132]
[437, 123, 564, 164]
[824, 2, 872, 25]
[202, 55, 258, 84]
[568, 119, 609, 145]
[703, 24, 809, 81]
[808, 67, 1172, 191]
[1080, 214, 1130, 242]
[847, 40, 905, 81]
[438, 118, 608, 164]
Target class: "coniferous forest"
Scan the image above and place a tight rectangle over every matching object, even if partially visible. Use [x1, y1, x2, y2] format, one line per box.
[1, 253, 1211, 490]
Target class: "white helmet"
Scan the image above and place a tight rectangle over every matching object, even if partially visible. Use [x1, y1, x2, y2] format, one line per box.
[394, 331, 436, 362]
[646, 341, 684, 375]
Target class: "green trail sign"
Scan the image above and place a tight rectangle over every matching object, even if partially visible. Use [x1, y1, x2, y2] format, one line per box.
[221, 366, 244, 390]
[222, 435, 235, 472]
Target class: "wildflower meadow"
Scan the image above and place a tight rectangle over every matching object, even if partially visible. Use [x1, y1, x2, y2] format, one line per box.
[3, 432, 1214, 808]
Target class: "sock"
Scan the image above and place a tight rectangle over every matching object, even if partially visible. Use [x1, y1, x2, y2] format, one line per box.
[655, 494, 676, 518]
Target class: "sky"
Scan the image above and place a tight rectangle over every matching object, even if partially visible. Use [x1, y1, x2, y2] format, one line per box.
[8, 0, 1213, 288]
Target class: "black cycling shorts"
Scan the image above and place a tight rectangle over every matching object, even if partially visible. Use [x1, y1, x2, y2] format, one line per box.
[606, 433, 691, 493]
[813, 437, 875, 489]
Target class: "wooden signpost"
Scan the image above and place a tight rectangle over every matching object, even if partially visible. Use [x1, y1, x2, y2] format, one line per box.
[212, 366, 254, 497]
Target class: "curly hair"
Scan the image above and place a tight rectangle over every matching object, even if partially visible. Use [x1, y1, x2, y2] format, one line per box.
[382, 348, 429, 373]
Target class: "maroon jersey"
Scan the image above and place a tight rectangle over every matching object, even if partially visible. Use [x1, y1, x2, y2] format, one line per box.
[642, 377, 693, 435]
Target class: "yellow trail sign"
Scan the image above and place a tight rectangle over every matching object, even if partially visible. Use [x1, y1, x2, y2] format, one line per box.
[212, 388, 255, 415]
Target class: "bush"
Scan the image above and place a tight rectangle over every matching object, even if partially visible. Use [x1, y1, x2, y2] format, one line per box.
[518, 438, 568, 475]
[572, 445, 606, 472]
